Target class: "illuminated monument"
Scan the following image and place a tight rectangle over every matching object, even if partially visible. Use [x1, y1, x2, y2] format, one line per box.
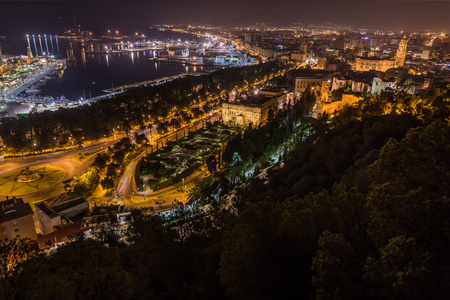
[353, 37, 408, 72]
[396, 37, 408, 67]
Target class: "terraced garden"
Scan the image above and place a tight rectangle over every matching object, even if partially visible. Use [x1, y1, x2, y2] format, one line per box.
[138, 124, 237, 190]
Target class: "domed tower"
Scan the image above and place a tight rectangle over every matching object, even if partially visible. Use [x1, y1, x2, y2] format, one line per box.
[396, 36, 408, 67]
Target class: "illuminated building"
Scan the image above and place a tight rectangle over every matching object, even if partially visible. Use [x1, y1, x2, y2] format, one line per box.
[371, 77, 397, 94]
[354, 57, 395, 72]
[290, 44, 310, 62]
[82, 204, 131, 227]
[222, 95, 278, 127]
[35, 197, 89, 235]
[396, 37, 408, 67]
[27, 47, 34, 64]
[286, 69, 331, 99]
[331, 76, 348, 91]
[317, 57, 326, 69]
[0, 197, 37, 243]
[351, 80, 371, 93]
[354, 37, 408, 72]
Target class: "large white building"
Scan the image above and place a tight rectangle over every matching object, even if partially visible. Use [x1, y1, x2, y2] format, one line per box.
[371, 77, 397, 94]
[222, 95, 279, 127]
[286, 69, 332, 99]
[354, 37, 408, 72]
[354, 57, 395, 72]
[35, 197, 89, 235]
[0, 197, 37, 242]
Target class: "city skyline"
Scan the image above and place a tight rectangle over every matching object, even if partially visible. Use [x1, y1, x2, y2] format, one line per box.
[0, 1, 449, 298]
[0, 0, 449, 41]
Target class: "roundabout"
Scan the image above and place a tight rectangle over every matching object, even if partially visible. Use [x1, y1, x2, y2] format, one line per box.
[0, 165, 65, 196]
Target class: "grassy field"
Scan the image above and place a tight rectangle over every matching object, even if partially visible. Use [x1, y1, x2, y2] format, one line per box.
[0, 165, 65, 195]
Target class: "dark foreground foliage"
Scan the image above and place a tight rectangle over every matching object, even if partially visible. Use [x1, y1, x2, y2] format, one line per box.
[2, 89, 450, 300]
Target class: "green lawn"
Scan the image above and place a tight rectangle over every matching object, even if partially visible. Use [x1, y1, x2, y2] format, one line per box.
[0, 165, 65, 195]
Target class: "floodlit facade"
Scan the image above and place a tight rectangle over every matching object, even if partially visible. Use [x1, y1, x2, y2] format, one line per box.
[286, 69, 332, 99]
[35, 197, 89, 235]
[0, 197, 37, 242]
[354, 38, 408, 72]
[354, 57, 395, 72]
[222, 96, 278, 127]
[371, 77, 397, 94]
[396, 37, 408, 67]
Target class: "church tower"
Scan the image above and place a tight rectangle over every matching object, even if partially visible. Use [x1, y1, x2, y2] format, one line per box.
[396, 37, 408, 67]
[27, 47, 34, 64]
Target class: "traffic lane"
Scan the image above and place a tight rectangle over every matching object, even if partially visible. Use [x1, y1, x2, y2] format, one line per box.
[125, 168, 209, 207]
[3, 136, 121, 164]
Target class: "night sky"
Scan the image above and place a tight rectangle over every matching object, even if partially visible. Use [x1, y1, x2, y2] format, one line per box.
[0, 0, 449, 47]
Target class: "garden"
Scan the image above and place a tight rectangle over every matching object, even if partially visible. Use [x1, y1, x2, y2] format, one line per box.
[138, 123, 237, 191]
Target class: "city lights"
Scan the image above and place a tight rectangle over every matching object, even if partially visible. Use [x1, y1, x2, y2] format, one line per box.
[0, 2, 448, 299]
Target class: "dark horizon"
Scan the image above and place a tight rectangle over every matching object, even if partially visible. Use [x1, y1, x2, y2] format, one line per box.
[0, 0, 449, 53]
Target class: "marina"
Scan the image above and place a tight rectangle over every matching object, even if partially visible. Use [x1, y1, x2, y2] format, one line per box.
[0, 29, 251, 118]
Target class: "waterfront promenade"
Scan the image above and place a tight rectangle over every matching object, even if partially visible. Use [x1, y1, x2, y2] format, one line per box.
[4, 61, 60, 101]
[103, 72, 200, 93]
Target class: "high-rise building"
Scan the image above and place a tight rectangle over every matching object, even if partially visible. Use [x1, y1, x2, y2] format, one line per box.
[396, 37, 408, 67]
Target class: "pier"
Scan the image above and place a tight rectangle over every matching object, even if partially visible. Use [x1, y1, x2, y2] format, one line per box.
[4, 61, 61, 101]
[102, 72, 200, 93]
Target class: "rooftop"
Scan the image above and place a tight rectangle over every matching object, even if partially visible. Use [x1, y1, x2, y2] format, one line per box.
[35, 202, 59, 219]
[35, 197, 89, 221]
[90, 204, 126, 216]
[51, 197, 88, 213]
[287, 68, 331, 79]
[228, 94, 276, 107]
[0, 197, 34, 223]
[36, 220, 89, 249]
[356, 56, 393, 61]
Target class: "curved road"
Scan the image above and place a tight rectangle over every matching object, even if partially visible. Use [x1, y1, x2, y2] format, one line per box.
[0, 139, 119, 202]
[112, 115, 219, 205]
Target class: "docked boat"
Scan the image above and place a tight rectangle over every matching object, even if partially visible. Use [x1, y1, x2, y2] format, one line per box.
[25, 88, 41, 94]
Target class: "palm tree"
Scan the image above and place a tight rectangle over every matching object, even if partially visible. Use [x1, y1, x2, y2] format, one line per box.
[228, 163, 244, 186]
